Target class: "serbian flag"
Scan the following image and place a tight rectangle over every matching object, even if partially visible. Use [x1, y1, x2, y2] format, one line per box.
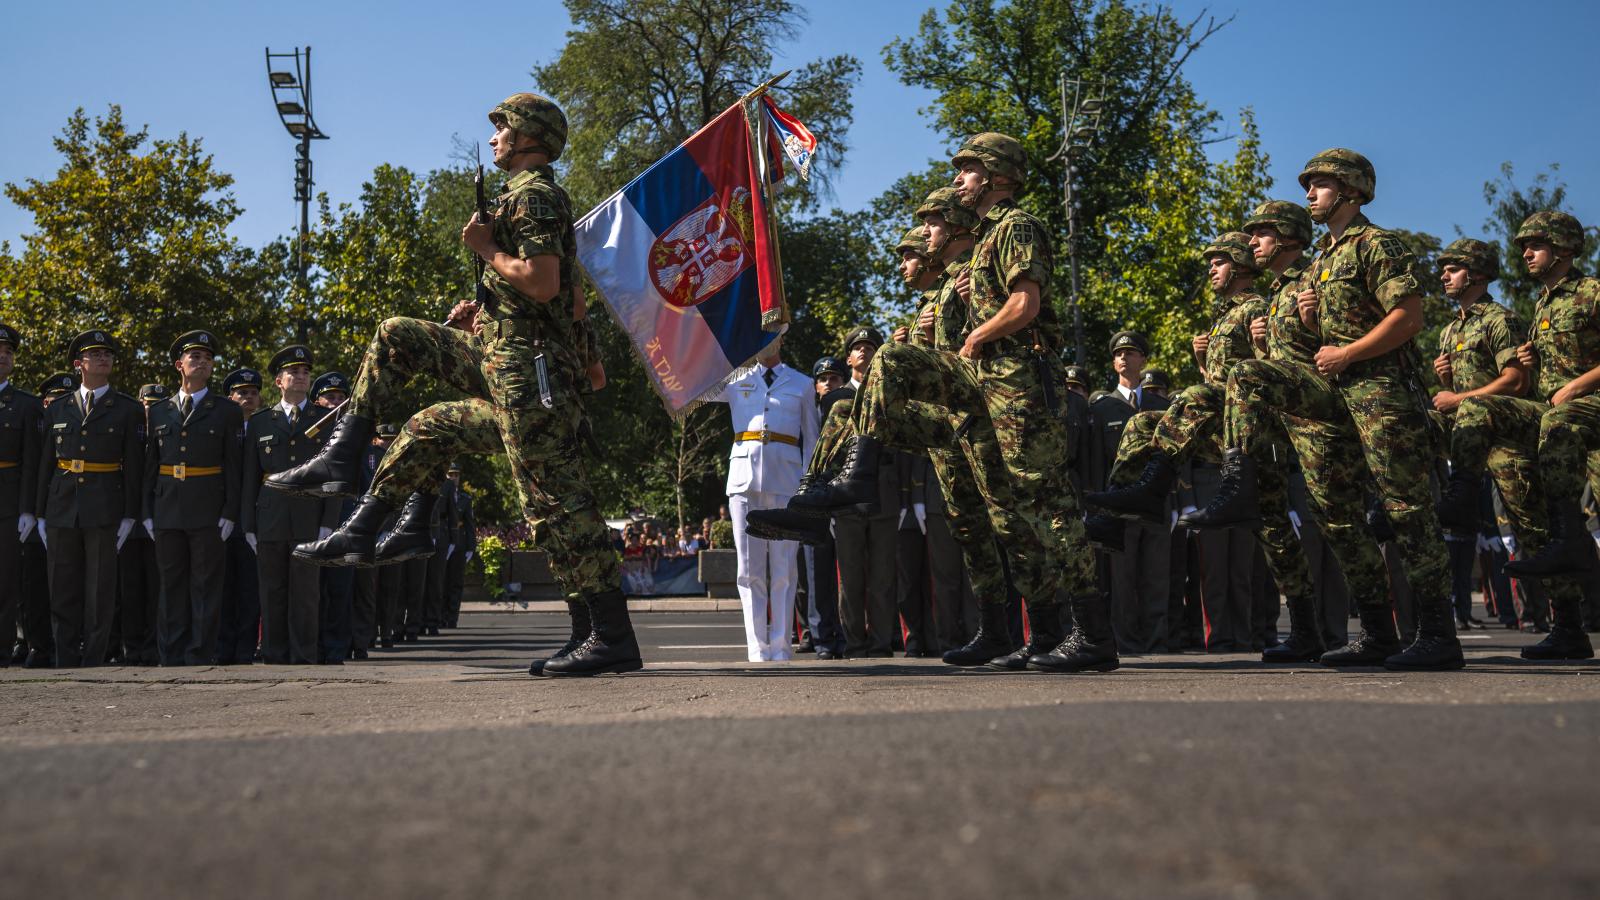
[577, 97, 790, 416]
[763, 96, 816, 182]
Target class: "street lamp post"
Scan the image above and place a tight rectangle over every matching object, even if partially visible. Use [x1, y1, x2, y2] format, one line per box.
[265, 46, 330, 342]
[1046, 76, 1108, 366]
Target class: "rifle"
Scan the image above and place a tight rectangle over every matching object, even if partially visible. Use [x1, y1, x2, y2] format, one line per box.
[443, 143, 493, 326]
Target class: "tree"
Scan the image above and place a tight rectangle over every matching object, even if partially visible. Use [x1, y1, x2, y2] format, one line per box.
[882, 0, 1262, 385]
[0, 106, 276, 391]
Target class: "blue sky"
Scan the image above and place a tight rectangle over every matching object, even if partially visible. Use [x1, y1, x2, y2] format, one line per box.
[3, 0, 1597, 253]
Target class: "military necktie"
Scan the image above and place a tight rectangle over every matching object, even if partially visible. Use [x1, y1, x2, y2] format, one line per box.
[180, 395, 193, 418]
[763, 368, 775, 388]
[288, 405, 299, 426]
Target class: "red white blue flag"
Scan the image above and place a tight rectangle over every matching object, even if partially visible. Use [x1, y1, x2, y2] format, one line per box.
[763, 96, 816, 182]
[577, 95, 801, 416]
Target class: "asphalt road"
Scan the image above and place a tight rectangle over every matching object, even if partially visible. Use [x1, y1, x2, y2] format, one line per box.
[3, 612, 1598, 899]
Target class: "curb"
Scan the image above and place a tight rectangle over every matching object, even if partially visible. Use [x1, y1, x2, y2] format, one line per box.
[462, 598, 742, 614]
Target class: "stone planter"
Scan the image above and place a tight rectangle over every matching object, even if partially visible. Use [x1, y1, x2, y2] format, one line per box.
[502, 549, 564, 601]
[697, 548, 739, 599]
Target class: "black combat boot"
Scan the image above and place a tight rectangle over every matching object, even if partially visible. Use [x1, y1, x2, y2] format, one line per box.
[1176, 448, 1261, 530]
[1434, 468, 1482, 532]
[787, 436, 882, 513]
[1385, 593, 1466, 670]
[1320, 605, 1402, 666]
[374, 493, 437, 564]
[1521, 594, 1595, 661]
[782, 471, 836, 519]
[1084, 513, 1126, 552]
[1085, 452, 1176, 522]
[1262, 591, 1325, 663]
[543, 589, 643, 676]
[1028, 593, 1120, 673]
[986, 604, 1066, 671]
[266, 413, 373, 498]
[529, 600, 594, 675]
[292, 494, 393, 567]
[745, 507, 833, 545]
[942, 601, 1014, 667]
[1505, 498, 1600, 578]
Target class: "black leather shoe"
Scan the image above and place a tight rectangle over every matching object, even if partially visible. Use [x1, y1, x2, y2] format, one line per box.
[293, 494, 394, 567]
[1177, 448, 1261, 530]
[746, 507, 833, 545]
[1029, 593, 1120, 673]
[943, 602, 1014, 667]
[817, 648, 841, 660]
[1085, 452, 1176, 522]
[543, 590, 643, 676]
[1322, 606, 1402, 666]
[426, 626, 441, 637]
[380, 636, 397, 648]
[988, 605, 1066, 670]
[266, 412, 372, 498]
[1385, 594, 1465, 671]
[787, 436, 883, 513]
[374, 493, 438, 564]
[23, 650, 51, 669]
[530, 600, 593, 675]
[352, 648, 369, 660]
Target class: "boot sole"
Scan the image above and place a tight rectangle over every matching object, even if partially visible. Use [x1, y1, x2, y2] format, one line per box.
[292, 550, 374, 568]
[376, 549, 436, 566]
[1262, 652, 1323, 663]
[540, 658, 645, 677]
[1519, 650, 1596, 661]
[1383, 659, 1467, 671]
[265, 480, 357, 499]
[1026, 659, 1120, 673]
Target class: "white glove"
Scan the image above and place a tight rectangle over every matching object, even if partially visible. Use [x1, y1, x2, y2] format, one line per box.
[143, 518, 155, 539]
[1287, 508, 1302, 538]
[912, 502, 927, 534]
[17, 513, 35, 541]
[37, 519, 47, 550]
[219, 518, 235, 542]
[116, 518, 134, 552]
[446, 542, 456, 559]
[318, 526, 333, 542]
[245, 532, 257, 553]
[1170, 509, 1180, 532]
[1502, 534, 1517, 557]
[464, 550, 473, 562]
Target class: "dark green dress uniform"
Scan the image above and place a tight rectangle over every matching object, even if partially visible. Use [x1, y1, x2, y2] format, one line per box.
[423, 475, 457, 632]
[19, 372, 77, 666]
[217, 367, 263, 664]
[241, 346, 340, 664]
[37, 331, 143, 667]
[116, 383, 170, 666]
[143, 331, 243, 665]
[0, 324, 44, 668]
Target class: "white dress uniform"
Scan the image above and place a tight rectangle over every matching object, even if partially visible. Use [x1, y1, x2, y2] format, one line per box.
[713, 362, 818, 661]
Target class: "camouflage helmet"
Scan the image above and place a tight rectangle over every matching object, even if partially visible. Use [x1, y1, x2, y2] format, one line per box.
[951, 132, 1027, 186]
[1438, 238, 1501, 280]
[1298, 148, 1376, 204]
[916, 187, 982, 232]
[1513, 211, 1585, 254]
[895, 225, 932, 259]
[489, 93, 568, 162]
[1241, 200, 1315, 248]
[1203, 232, 1262, 275]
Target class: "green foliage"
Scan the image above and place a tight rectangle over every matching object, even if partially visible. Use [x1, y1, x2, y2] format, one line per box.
[881, 0, 1261, 388]
[709, 518, 734, 549]
[477, 533, 507, 598]
[0, 105, 277, 391]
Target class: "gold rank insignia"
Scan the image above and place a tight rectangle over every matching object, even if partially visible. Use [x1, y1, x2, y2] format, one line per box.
[1269, 305, 1277, 316]
[1320, 270, 1330, 282]
[1456, 341, 1465, 351]
[1541, 319, 1551, 330]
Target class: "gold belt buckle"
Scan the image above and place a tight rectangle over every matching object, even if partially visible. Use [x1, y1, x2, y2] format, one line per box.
[68, 459, 84, 474]
[759, 429, 770, 443]
[172, 463, 187, 480]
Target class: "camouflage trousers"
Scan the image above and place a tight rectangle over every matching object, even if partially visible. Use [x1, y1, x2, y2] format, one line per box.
[1450, 394, 1590, 601]
[349, 316, 619, 597]
[809, 395, 1008, 602]
[852, 342, 1096, 604]
[1108, 387, 1317, 610]
[1228, 358, 1442, 609]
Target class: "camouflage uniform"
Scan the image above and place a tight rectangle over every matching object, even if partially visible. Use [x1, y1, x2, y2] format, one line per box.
[346, 160, 618, 596]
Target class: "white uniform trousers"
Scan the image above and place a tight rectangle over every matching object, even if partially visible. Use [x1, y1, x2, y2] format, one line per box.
[728, 491, 796, 661]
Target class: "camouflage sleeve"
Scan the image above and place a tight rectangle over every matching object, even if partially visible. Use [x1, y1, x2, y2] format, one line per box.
[909, 303, 933, 348]
[997, 218, 1052, 291]
[1486, 310, 1522, 372]
[1363, 231, 1423, 312]
[1437, 321, 1454, 357]
[506, 184, 567, 260]
[574, 316, 603, 371]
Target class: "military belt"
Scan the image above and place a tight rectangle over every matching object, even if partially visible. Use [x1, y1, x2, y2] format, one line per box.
[58, 459, 121, 474]
[0, 461, 17, 469]
[735, 430, 800, 447]
[483, 317, 542, 341]
[160, 464, 222, 480]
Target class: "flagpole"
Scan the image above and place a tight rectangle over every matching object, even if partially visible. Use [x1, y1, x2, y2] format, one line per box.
[740, 70, 791, 103]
